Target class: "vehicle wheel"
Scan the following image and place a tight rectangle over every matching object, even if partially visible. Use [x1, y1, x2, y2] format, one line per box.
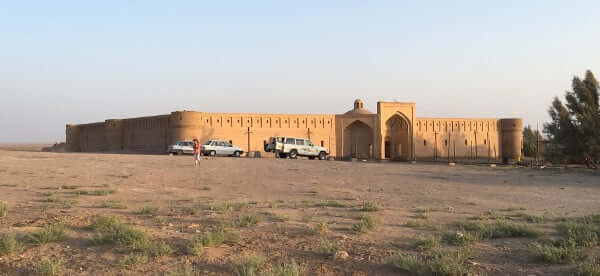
[274, 150, 280, 159]
[169, 152, 174, 156]
[209, 151, 216, 157]
[289, 150, 298, 159]
[318, 151, 327, 160]
[233, 151, 241, 157]
[177, 150, 184, 155]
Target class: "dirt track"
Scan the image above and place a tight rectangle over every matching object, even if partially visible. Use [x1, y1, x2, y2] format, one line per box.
[1, 149, 599, 275]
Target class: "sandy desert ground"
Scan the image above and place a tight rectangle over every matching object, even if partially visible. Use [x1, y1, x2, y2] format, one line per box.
[1, 147, 599, 275]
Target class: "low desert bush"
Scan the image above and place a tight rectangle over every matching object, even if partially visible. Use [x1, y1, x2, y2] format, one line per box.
[147, 241, 173, 258]
[413, 235, 441, 251]
[233, 255, 266, 276]
[186, 224, 241, 255]
[312, 221, 329, 235]
[0, 233, 18, 256]
[267, 258, 306, 276]
[100, 200, 127, 209]
[360, 201, 381, 212]
[36, 259, 62, 276]
[351, 215, 379, 234]
[575, 260, 600, 276]
[236, 214, 261, 227]
[442, 231, 477, 246]
[556, 221, 599, 248]
[317, 238, 339, 256]
[90, 216, 150, 251]
[167, 264, 194, 276]
[403, 220, 440, 231]
[315, 201, 352, 208]
[135, 206, 159, 216]
[455, 220, 542, 240]
[120, 253, 149, 266]
[41, 197, 77, 209]
[28, 224, 67, 245]
[530, 242, 585, 264]
[519, 212, 555, 223]
[60, 185, 80, 190]
[388, 247, 473, 276]
[0, 202, 8, 217]
[75, 189, 116, 196]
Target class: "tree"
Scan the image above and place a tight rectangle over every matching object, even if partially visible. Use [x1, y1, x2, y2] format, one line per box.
[522, 125, 542, 158]
[544, 70, 600, 163]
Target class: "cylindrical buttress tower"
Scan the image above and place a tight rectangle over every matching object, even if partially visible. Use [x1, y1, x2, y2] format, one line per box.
[500, 118, 523, 163]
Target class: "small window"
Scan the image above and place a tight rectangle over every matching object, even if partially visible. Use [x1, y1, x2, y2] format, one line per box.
[296, 139, 304, 145]
[444, 140, 448, 146]
[285, 138, 296, 144]
[321, 140, 325, 147]
[424, 140, 427, 146]
[484, 139, 487, 145]
[465, 139, 468, 145]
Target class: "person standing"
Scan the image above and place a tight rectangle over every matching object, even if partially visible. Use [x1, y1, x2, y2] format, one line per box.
[193, 139, 200, 167]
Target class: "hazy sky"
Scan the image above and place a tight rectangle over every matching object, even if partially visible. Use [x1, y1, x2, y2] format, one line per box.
[1, 1, 599, 143]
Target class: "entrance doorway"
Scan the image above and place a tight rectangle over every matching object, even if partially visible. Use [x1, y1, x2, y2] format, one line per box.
[344, 120, 374, 159]
[385, 114, 411, 161]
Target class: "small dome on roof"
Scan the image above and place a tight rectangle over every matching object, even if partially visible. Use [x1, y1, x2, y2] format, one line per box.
[344, 99, 374, 115]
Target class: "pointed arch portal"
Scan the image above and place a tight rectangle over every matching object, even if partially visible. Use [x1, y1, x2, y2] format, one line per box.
[343, 120, 374, 159]
[385, 114, 411, 161]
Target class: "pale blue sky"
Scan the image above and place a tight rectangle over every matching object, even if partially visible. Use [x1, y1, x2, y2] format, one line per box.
[1, 1, 599, 142]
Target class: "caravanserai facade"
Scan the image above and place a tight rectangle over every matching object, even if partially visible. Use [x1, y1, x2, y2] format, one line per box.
[66, 100, 523, 162]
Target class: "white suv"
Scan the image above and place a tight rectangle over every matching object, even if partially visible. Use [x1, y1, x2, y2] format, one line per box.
[265, 136, 329, 160]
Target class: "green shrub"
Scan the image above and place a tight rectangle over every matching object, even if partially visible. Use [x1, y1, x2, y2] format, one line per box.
[389, 248, 474, 276]
[233, 255, 266, 276]
[236, 214, 261, 227]
[60, 185, 81, 190]
[167, 264, 194, 276]
[135, 206, 159, 216]
[556, 221, 599, 247]
[575, 260, 600, 276]
[90, 217, 149, 251]
[315, 201, 352, 208]
[186, 224, 240, 255]
[100, 200, 127, 209]
[530, 242, 585, 264]
[413, 236, 441, 251]
[36, 259, 62, 276]
[360, 201, 381, 212]
[147, 241, 173, 258]
[0, 233, 18, 256]
[442, 231, 477, 246]
[403, 220, 440, 231]
[312, 221, 328, 235]
[317, 238, 339, 256]
[269, 259, 306, 276]
[455, 220, 542, 240]
[120, 253, 149, 266]
[351, 215, 379, 234]
[0, 202, 7, 217]
[28, 224, 67, 245]
[75, 189, 116, 196]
